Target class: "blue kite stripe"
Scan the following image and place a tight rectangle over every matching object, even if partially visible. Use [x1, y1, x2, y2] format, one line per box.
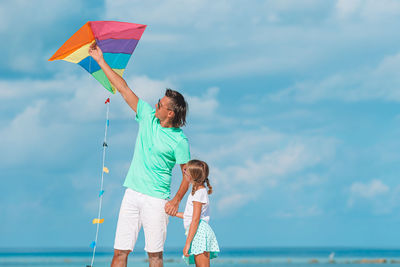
[78, 53, 132, 74]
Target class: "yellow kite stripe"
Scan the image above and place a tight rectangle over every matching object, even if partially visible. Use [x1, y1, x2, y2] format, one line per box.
[63, 41, 95, 63]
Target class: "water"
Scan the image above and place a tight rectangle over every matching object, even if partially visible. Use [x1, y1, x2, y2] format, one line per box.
[0, 247, 399, 267]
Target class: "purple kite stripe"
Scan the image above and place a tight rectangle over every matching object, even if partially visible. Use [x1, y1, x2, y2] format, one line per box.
[97, 39, 139, 54]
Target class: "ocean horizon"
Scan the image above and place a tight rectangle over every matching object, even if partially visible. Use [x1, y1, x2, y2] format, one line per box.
[1, 247, 399, 266]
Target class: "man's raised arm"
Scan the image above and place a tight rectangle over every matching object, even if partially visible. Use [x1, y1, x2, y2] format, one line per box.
[89, 43, 139, 112]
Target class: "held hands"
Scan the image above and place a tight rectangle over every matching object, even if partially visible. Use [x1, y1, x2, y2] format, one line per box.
[88, 42, 103, 63]
[165, 198, 179, 216]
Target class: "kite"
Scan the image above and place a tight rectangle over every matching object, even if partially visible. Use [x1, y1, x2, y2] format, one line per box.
[49, 21, 147, 94]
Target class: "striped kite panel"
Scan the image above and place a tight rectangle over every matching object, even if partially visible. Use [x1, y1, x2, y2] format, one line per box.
[49, 21, 146, 94]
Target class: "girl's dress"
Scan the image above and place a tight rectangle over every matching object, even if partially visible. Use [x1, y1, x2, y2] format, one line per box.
[182, 187, 220, 265]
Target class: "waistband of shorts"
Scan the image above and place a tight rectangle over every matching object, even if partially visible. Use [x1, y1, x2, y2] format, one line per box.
[126, 187, 170, 200]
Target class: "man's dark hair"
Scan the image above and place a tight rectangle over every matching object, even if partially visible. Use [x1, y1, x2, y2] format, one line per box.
[165, 88, 188, 128]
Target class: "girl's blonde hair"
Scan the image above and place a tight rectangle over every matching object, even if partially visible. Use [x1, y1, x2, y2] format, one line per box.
[186, 159, 213, 195]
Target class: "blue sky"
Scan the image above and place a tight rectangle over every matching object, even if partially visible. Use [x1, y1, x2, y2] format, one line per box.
[1, 0, 400, 249]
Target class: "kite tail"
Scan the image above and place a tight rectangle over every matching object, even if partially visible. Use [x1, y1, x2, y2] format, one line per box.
[89, 98, 110, 267]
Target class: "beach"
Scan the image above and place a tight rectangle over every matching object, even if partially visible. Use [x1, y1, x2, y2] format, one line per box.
[1, 247, 399, 267]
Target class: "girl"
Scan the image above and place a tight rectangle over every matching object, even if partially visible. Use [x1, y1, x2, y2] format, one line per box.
[175, 159, 220, 266]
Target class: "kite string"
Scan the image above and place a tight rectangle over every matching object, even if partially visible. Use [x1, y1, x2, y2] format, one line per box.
[90, 100, 109, 267]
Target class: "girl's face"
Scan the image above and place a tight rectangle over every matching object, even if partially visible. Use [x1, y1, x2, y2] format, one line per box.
[183, 167, 192, 183]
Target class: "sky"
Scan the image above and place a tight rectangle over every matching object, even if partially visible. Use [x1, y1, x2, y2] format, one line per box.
[1, 0, 400, 249]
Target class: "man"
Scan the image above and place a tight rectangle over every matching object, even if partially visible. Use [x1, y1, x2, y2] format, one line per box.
[89, 43, 190, 267]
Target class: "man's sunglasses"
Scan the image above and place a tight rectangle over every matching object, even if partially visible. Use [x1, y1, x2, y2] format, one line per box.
[157, 99, 173, 111]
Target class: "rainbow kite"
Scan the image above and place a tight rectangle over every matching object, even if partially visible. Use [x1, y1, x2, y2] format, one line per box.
[49, 21, 147, 94]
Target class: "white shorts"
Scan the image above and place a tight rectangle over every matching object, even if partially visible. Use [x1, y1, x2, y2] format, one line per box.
[114, 188, 169, 252]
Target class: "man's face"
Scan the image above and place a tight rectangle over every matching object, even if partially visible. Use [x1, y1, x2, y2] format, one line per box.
[155, 96, 173, 121]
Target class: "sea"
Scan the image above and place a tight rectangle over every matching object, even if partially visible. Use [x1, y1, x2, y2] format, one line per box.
[0, 247, 399, 267]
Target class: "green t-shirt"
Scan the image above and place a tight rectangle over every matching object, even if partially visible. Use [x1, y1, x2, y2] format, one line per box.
[123, 99, 191, 199]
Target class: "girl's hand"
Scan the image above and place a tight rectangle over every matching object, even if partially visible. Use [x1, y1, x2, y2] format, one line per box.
[183, 243, 190, 257]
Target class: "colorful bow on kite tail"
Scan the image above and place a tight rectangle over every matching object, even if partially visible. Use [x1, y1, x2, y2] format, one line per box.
[49, 21, 146, 94]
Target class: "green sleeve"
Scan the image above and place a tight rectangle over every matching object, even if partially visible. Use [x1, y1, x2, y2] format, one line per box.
[175, 138, 190, 164]
[135, 99, 154, 122]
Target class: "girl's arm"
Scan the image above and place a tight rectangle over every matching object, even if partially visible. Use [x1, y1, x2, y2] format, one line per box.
[183, 201, 202, 257]
[175, 212, 184, 219]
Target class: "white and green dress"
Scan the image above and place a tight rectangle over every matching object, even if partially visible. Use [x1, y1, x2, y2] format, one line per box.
[183, 187, 220, 265]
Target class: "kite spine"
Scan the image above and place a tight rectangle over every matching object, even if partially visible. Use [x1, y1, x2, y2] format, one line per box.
[90, 98, 110, 267]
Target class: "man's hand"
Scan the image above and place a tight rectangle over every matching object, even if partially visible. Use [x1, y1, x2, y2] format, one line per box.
[165, 198, 180, 216]
[165, 164, 188, 216]
[89, 42, 103, 63]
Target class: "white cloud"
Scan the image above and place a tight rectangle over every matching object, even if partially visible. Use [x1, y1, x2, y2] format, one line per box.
[193, 128, 334, 215]
[0, 74, 176, 119]
[289, 174, 326, 192]
[101, 0, 334, 80]
[0, 0, 89, 75]
[216, 193, 252, 211]
[1, 0, 81, 32]
[105, 0, 330, 29]
[57, 74, 178, 122]
[350, 179, 389, 199]
[336, 0, 363, 18]
[0, 100, 72, 166]
[268, 51, 400, 103]
[186, 87, 219, 117]
[0, 74, 220, 169]
[347, 179, 393, 214]
[198, 130, 338, 214]
[0, 74, 75, 100]
[105, 0, 232, 29]
[127, 75, 175, 103]
[336, 0, 400, 21]
[191, 128, 284, 163]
